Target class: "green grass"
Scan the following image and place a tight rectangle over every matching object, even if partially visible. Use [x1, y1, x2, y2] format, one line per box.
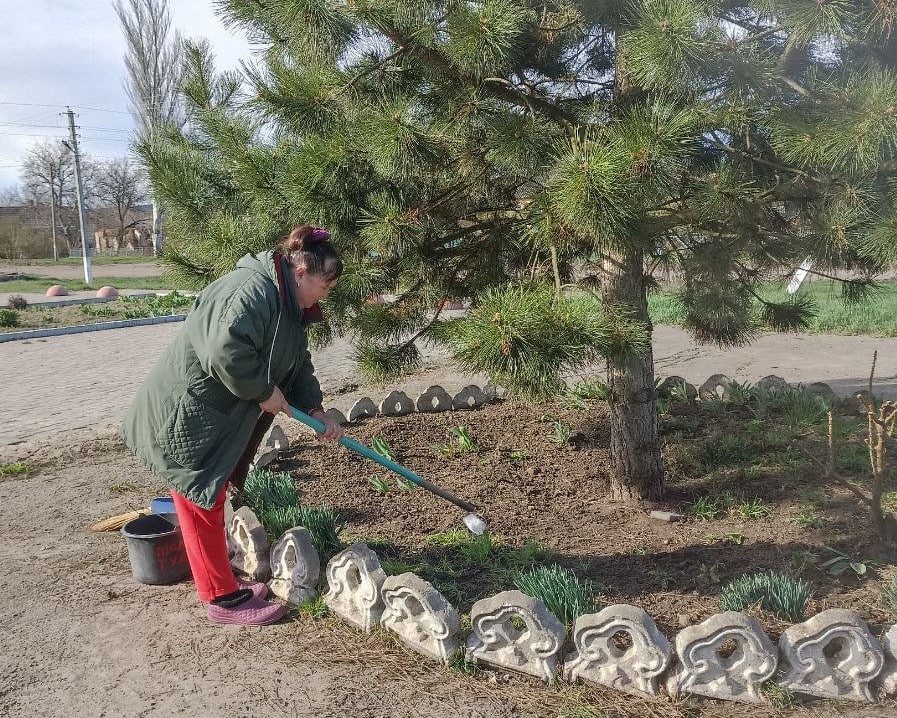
[648, 280, 897, 336]
[0, 461, 30, 476]
[1, 275, 180, 293]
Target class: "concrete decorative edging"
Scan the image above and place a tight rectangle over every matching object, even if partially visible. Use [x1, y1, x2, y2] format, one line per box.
[0, 312, 186, 343]
[252, 536, 895, 705]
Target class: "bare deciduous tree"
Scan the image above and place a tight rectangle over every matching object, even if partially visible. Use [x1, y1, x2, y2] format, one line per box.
[94, 157, 147, 246]
[115, 0, 183, 256]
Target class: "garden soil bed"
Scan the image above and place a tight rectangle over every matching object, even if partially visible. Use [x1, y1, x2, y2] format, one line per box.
[284, 400, 897, 639]
[0, 298, 191, 332]
[2, 397, 896, 717]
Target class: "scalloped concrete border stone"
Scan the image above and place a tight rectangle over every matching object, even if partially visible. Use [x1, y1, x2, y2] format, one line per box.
[348, 397, 377, 421]
[698, 374, 732, 402]
[324, 543, 387, 632]
[416, 385, 453, 413]
[466, 589, 565, 683]
[880, 624, 897, 695]
[666, 612, 777, 703]
[325, 408, 347, 426]
[453, 385, 488, 410]
[779, 609, 884, 701]
[227, 506, 270, 581]
[381, 573, 461, 664]
[268, 527, 320, 604]
[564, 604, 671, 697]
[380, 390, 415, 416]
[757, 375, 788, 392]
[656, 376, 697, 402]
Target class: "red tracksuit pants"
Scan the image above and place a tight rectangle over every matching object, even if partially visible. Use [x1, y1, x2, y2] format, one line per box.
[169, 485, 238, 603]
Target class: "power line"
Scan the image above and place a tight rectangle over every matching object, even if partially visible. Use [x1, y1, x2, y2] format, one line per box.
[0, 122, 130, 133]
[0, 101, 131, 115]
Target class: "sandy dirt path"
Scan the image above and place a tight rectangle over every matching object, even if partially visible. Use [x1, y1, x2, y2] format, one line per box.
[0, 261, 164, 279]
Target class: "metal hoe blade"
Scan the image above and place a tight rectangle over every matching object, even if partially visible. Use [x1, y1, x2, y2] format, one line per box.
[463, 513, 488, 536]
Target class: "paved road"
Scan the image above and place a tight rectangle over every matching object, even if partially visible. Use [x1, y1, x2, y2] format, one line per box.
[2, 323, 896, 451]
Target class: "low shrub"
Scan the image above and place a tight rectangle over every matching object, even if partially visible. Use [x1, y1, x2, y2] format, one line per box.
[0, 309, 19, 327]
[718, 570, 811, 621]
[7, 295, 27, 310]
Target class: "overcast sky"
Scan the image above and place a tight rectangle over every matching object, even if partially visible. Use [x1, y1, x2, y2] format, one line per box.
[0, 0, 254, 193]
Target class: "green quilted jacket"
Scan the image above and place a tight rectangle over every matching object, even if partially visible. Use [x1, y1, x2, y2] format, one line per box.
[121, 251, 323, 509]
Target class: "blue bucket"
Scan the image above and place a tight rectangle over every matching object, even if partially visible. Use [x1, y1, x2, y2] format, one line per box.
[150, 496, 176, 514]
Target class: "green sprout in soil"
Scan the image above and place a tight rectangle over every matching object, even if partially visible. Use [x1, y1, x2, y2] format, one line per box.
[792, 510, 826, 530]
[297, 595, 328, 619]
[549, 419, 575, 445]
[450, 646, 478, 676]
[445, 426, 478, 454]
[718, 570, 811, 622]
[820, 545, 868, 577]
[734, 498, 770, 520]
[509, 449, 529, 461]
[569, 378, 608, 401]
[368, 475, 390, 495]
[513, 564, 597, 626]
[394, 476, 416, 491]
[371, 435, 397, 462]
[688, 494, 722, 521]
[882, 574, 897, 617]
[0, 461, 31, 476]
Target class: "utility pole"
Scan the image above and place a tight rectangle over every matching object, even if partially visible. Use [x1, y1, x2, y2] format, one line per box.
[64, 107, 92, 284]
[48, 164, 58, 262]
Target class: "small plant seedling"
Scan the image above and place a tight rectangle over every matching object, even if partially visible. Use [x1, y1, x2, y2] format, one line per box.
[0, 461, 31, 476]
[697, 562, 722, 585]
[734, 498, 770, 520]
[820, 546, 867, 577]
[367, 475, 390, 495]
[394, 476, 416, 491]
[569, 378, 609, 401]
[669, 383, 692, 404]
[450, 646, 478, 676]
[788, 549, 819, 575]
[371, 435, 397, 462]
[688, 495, 721, 521]
[108, 482, 136, 493]
[762, 680, 798, 709]
[882, 574, 897, 616]
[724, 532, 745, 545]
[549, 419, 574, 445]
[297, 595, 328, 619]
[443, 426, 478, 456]
[792, 510, 825, 530]
[509, 449, 528, 461]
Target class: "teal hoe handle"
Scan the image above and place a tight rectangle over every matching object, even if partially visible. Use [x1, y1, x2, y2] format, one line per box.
[289, 406, 478, 513]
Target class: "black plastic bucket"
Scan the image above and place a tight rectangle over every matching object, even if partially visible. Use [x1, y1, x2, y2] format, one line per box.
[120, 512, 191, 585]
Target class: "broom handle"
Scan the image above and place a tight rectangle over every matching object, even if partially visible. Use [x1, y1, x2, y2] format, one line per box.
[288, 406, 478, 513]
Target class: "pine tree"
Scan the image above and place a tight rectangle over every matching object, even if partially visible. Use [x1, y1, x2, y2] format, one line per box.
[140, 1, 897, 501]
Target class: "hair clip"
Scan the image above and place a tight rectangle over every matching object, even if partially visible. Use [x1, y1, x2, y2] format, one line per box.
[309, 228, 330, 243]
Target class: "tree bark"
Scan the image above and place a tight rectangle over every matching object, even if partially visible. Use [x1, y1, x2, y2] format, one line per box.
[602, 248, 664, 501]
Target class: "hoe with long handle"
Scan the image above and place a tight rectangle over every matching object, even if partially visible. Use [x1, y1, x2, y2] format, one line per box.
[289, 406, 488, 535]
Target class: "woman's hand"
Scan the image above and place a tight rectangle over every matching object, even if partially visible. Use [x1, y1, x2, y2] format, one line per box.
[259, 386, 289, 414]
[310, 408, 344, 442]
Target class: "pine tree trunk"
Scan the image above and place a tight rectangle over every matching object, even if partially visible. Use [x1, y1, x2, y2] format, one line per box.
[602, 248, 664, 501]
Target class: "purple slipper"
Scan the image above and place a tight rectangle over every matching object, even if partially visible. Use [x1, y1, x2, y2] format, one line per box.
[207, 596, 286, 626]
[238, 580, 269, 600]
